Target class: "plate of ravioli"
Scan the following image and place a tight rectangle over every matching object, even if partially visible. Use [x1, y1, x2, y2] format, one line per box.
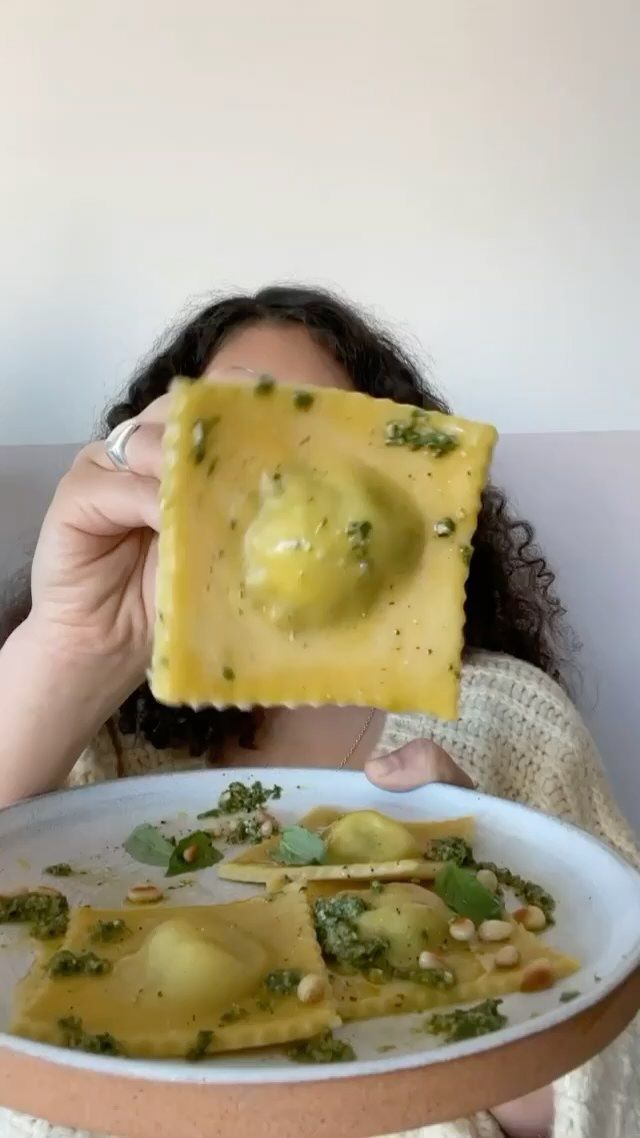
[0, 770, 638, 1138]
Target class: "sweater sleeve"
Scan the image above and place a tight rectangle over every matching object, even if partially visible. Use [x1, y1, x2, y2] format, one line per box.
[380, 654, 639, 1138]
[544, 723, 640, 1138]
[539, 713, 638, 868]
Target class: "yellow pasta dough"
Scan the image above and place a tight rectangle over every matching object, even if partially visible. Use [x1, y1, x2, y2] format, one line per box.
[12, 891, 338, 1058]
[151, 377, 497, 716]
[218, 806, 475, 885]
[303, 882, 579, 1022]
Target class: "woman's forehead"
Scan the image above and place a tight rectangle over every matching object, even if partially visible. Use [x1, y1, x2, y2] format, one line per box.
[203, 322, 352, 391]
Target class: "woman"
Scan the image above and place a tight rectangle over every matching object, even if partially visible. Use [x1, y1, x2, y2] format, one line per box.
[0, 286, 637, 1138]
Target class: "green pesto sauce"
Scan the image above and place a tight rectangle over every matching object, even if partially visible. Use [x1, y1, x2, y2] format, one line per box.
[560, 990, 580, 1003]
[264, 968, 302, 995]
[44, 863, 74, 877]
[186, 1029, 215, 1061]
[90, 918, 131, 944]
[287, 1030, 355, 1064]
[429, 837, 475, 866]
[313, 894, 388, 970]
[59, 1016, 123, 1056]
[384, 410, 458, 456]
[219, 1003, 249, 1023]
[425, 998, 507, 1043]
[48, 950, 111, 978]
[0, 890, 69, 940]
[401, 966, 455, 990]
[254, 375, 276, 395]
[197, 779, 282, 820]
[293, 390, 314, 410]
[346, 519, 373, 558]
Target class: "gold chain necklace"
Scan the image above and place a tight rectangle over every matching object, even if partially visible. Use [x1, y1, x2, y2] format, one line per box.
[338, 708, 376, 771]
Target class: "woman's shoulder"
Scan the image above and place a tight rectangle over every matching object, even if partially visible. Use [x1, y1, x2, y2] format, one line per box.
[460, 650, 583, 728]
[385, 651, 583, 742]
[380, 651, 589, 792]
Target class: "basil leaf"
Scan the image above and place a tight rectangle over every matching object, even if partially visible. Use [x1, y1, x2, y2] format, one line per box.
[166, 831, 223, 877]
[434, 862, 502, 923]
[124, 824, 174, 868]
[275, 826, 326, 866]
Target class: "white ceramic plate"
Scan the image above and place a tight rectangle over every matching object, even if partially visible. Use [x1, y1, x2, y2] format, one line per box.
[0, 768, 638, 1087]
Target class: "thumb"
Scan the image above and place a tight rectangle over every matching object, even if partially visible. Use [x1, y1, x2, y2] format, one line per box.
[365, 738, 473, 792]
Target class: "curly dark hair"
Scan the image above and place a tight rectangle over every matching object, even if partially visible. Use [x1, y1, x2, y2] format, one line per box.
[1, 285, 570, 757]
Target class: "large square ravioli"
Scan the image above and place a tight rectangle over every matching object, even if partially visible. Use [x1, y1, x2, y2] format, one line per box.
[12, 891, 338, 1058]
[218, 806, 475, 886]
[301, 882, 580, 1023]
[150, 377, 497, 716]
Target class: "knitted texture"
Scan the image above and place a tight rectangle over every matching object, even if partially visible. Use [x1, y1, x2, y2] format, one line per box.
[2, 652, 637, 1138]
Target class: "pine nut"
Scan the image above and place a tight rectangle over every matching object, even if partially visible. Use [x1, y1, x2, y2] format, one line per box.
[297, 974, 325, 1004]
[418, 950, 443, 971]
[520, 958, 555, 992]
[478, 919, 512, 943]
[495, 945, 520, 969]
[182, 843, 199, 864]
[514, 905, 547, 932]
[476, 868, 498, 893]
[126, 883, 164, 905]
[448, 916, 475, 942]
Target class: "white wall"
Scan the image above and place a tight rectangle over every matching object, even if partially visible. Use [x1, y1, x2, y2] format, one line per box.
[1, 0, 639, 444]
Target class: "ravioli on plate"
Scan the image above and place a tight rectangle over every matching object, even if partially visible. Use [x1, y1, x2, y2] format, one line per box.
[218, 806, 475, 886]
[12, 890, 338, 1058]
[303, 880, 579, 1022]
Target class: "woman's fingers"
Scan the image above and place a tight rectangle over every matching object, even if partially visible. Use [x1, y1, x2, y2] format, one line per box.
[49, 465, 160, 541]
[84, 421, 165, 481]
[39, 420, 165, 546]
[365, 738, 473, 791]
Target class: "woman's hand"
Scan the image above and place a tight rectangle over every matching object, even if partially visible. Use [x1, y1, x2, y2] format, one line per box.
[365, 738, 474, 792]
[28, 395, 169, 686]
[0, 397, 169, 804]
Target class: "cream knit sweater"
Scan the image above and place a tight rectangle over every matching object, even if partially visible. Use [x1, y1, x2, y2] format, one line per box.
[2, 652, 638, 1138]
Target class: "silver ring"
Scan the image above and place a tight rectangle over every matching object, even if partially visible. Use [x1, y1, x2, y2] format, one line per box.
[105, 420, 140, 472]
